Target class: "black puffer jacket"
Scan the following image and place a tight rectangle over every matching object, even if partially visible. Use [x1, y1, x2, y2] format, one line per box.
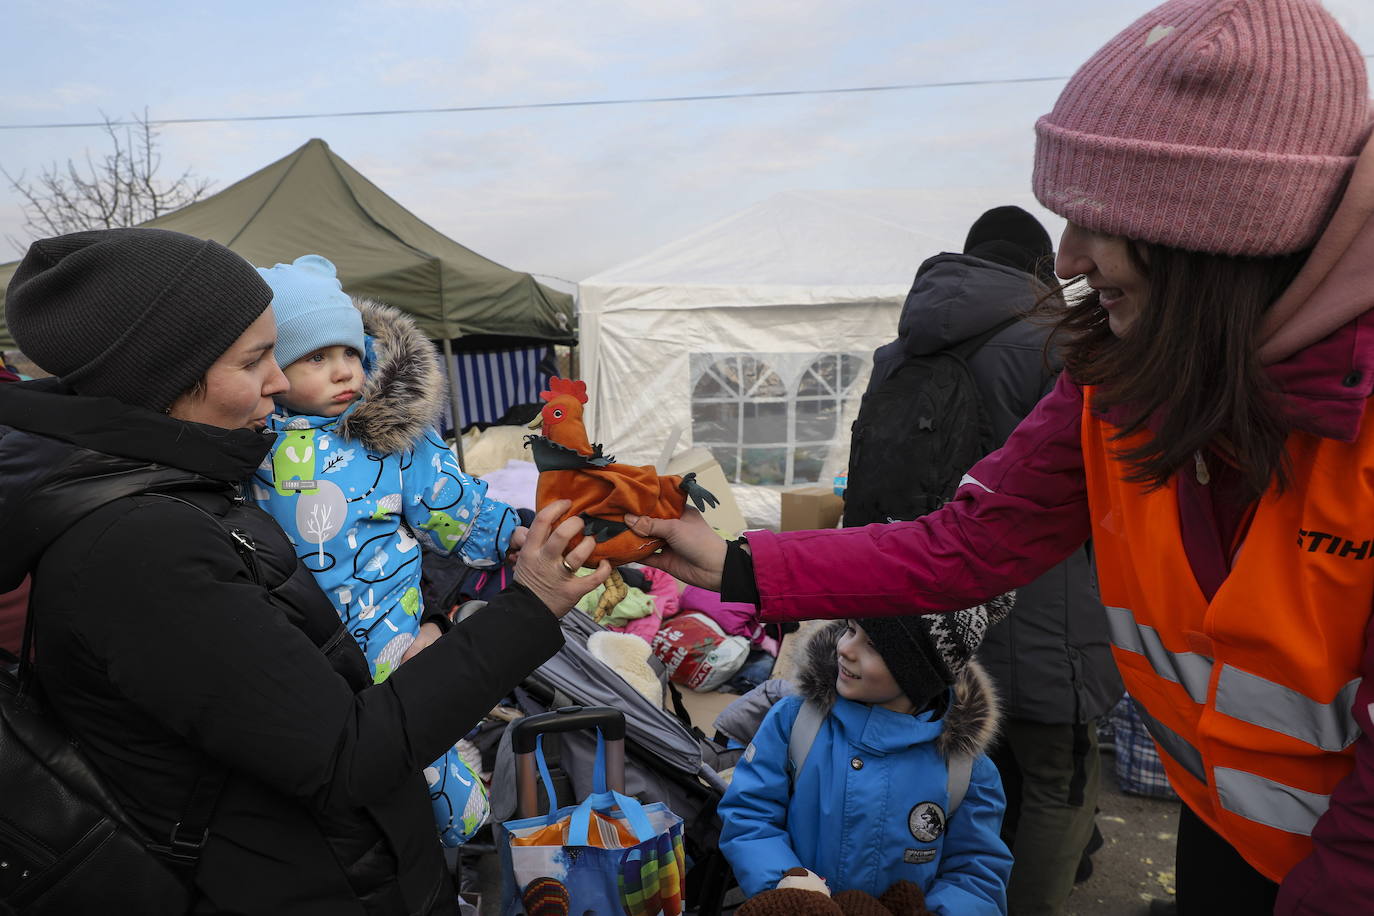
[0, 379, 564, 915]
[869, 253, 1122, 725]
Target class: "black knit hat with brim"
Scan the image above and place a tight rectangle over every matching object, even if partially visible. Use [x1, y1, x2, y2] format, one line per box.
[963, 205, 1052, 262]
[860, 595, 1013, 708]
[6, 228, 272, 412]
[964, 205, 1057, 288]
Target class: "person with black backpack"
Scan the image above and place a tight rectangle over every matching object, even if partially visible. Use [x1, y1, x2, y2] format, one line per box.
[848, 205, 1122, 915]
[0, 227, 610, 915]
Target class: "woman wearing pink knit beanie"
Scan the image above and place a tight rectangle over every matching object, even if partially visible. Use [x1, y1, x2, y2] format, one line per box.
[627, 2, 1374, 914]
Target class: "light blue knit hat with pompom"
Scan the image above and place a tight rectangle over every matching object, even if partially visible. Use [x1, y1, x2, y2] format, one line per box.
[256, 254, 365, 368]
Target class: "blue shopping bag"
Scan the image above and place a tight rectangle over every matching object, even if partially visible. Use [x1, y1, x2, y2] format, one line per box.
[499, 727, 686, 915]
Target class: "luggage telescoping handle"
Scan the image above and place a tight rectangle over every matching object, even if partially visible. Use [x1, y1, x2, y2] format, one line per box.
[512, 705, 627, 818]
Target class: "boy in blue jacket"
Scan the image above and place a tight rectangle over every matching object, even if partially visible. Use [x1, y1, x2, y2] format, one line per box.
[247, 255, 518, 847]
[719, 602, 1014, 915]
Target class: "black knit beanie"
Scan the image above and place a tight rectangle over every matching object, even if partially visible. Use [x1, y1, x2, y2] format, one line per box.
[6, 228, 273, 412]
[860, 594, 1013, 708]
[963, 205, 1057, 287]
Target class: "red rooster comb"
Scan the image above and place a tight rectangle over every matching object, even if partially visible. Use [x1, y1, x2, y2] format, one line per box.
[540, 377, 588, 404]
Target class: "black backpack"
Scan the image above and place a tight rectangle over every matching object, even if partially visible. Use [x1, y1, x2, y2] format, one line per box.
[0, 494, 248, 915]
[843, 317, 1018, 527]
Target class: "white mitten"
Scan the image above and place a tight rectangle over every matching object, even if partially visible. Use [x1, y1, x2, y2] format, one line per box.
[777, 868, 831, 896]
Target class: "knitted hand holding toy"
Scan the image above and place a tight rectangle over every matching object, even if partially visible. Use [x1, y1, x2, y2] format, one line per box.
[737, 878, 932, 916]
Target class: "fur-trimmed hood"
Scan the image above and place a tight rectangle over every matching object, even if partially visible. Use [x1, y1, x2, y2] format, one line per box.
[334, 298, 447, 455]
[796, 621, 1000, 761]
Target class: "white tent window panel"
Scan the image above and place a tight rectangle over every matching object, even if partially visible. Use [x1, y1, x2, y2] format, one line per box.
[691, 351, 868, 486]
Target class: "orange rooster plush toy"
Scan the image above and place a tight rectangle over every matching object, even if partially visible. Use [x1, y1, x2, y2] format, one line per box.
[526, 377, 718, 619]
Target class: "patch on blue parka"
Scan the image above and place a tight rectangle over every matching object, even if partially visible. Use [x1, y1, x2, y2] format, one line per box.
[903, 848, 937, 865]
[908, 801, 946, 843]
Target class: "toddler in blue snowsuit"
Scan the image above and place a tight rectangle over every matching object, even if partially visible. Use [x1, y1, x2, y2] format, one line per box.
[719, 603, 1015, 915]
[247, 254, 518, 847]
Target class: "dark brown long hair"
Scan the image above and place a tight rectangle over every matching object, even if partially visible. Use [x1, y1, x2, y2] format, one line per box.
[1043, 243, 1309, 502]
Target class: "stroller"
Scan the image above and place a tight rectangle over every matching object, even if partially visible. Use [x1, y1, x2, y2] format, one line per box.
[485, 606, 743, 915]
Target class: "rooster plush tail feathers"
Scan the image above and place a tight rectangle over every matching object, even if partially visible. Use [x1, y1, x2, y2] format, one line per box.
[678, 473, 719, 513]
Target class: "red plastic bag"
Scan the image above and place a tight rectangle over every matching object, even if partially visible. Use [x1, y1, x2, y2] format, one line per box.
[651, 612, 750, 691]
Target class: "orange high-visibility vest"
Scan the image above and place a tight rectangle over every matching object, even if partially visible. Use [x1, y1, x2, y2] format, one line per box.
[1082, 389, 1372, 882]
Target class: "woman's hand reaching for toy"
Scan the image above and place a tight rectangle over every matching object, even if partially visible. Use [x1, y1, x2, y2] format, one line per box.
[513, 500, 612, 617]
[625, 507, 727, 591]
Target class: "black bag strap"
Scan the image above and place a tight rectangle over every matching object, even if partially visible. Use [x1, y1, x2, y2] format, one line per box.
[665, 681, 710, 743]
[146, 766, 231, 871]
[42, 492, 246, 873]
[947, 314, 1022, 363]
[667, 681, 693, 730]
[145, 492, 262, 584]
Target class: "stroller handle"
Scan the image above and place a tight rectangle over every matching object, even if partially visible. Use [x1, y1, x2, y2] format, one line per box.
[510, 705, 627, 753]
[512, 706, 627, 818]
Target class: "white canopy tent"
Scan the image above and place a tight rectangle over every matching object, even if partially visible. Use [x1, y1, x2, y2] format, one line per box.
[578, 189, 1064, 528]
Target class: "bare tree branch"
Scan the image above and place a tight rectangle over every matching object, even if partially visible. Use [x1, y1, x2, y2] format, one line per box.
[3, 110, 213, 254]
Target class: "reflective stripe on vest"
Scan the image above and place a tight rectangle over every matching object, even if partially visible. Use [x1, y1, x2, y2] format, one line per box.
[1107, 605, 1361, 753]
[1106, 606, 1212, 703]
[1214, 768, 1331, 837]
[1135, 702, 1336, 834]
[1133, 700, 1206, 784]
[1215, 668, 1362, 753]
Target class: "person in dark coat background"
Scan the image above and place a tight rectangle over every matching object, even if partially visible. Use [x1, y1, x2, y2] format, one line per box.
[867, 206, 1123, 915]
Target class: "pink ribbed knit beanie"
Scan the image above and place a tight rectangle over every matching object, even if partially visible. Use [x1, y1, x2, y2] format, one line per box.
[1034, 0, 1370, 256]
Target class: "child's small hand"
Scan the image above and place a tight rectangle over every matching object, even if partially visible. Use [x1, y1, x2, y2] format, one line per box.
[400, 621, 444, 665]
[506, 525, 528, 563]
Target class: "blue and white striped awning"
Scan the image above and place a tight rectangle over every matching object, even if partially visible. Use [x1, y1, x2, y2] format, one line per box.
[443, 345, 553, 430]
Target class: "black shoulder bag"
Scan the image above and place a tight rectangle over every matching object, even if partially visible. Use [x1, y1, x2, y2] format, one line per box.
[0, 494, 252, 915]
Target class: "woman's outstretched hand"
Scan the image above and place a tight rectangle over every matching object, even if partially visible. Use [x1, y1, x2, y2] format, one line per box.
[624, 507, 728, 592]
[512, 500, 613, 617]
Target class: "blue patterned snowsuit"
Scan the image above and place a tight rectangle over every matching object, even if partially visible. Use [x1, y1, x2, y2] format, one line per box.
[247, 301, 517, 845]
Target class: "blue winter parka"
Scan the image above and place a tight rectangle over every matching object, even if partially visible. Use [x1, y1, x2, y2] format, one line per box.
[718, 622, 1011, 913]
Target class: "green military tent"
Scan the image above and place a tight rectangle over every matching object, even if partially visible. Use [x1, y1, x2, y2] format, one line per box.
[0, 137, 576, 350]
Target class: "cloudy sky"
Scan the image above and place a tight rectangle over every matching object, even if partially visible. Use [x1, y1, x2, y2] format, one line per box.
[3, 0, 1371, 282]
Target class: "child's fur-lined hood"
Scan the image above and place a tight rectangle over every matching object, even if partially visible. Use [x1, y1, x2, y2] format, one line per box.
[336, 298, 446, 455]
[796, 621, 1000, 761]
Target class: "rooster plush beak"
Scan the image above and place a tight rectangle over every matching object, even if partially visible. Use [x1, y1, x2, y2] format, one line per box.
[527, 414, 544, 430]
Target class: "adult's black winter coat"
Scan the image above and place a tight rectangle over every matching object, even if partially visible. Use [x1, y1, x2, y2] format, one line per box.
[0, 379, 563, 915]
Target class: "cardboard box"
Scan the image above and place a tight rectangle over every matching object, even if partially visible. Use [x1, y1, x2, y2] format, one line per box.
[664, 446, 748, 539]
[780, 485, 844, 532]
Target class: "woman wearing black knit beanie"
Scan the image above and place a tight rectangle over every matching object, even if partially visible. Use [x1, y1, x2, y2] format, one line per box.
[0, 227, 610, 914]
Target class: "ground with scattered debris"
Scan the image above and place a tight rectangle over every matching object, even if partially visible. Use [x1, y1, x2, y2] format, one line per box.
[1069, 773, 1179, 915]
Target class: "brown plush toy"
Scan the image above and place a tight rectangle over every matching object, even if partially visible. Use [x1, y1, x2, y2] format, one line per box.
[738, 879, 932, 916]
